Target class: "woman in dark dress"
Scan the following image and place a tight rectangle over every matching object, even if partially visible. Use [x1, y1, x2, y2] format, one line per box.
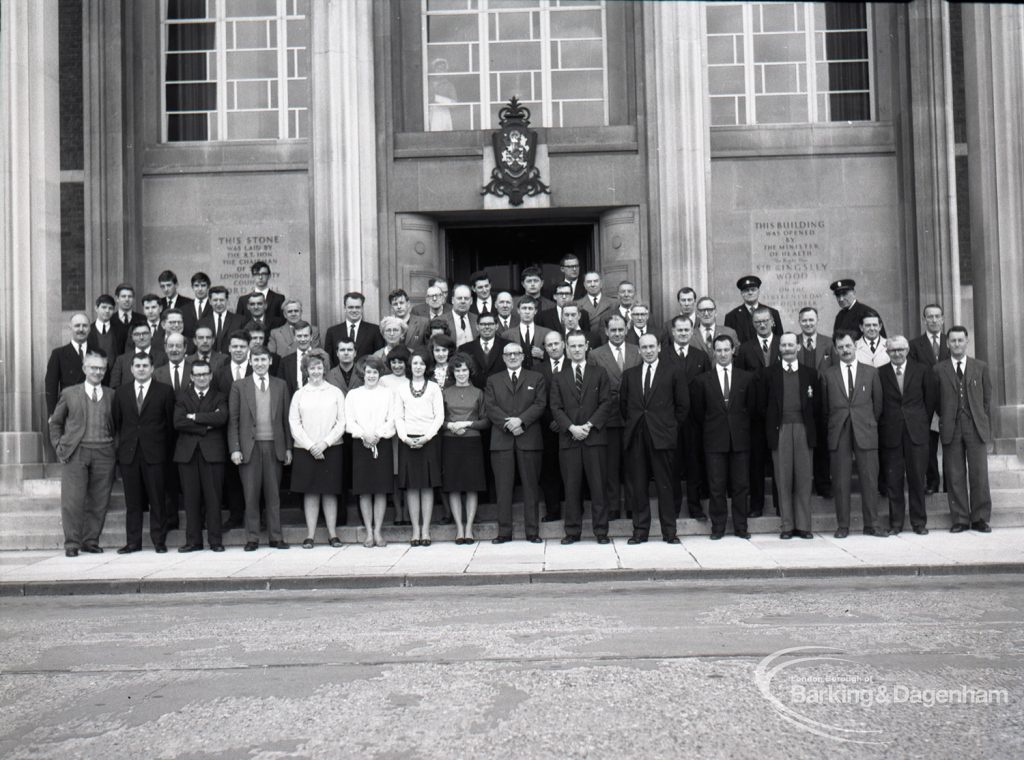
[442, 354, 489, 544]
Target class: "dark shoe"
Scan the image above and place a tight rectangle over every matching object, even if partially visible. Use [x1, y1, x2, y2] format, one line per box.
[542, 514, 561, 522]
[734, 530, 751, 540]
[80, 544, 103, 554]
[329, 536, 343, 548]
[596, 536, 610, 545]
[422, 539, 432, 547]
[154, 545, 168, 554]
[780, 531, 794, 540]
[221, 518, 242, 531]
[971, 520, 992, 533]
[665, 536, 681, 544]
[833, 528, 849, 539]
[269, 540, 290, 550]
[710, 532, 724, 540]
[887, 528, 902, 536]
[925, 487, 936, 496]
[65, 548, 79, 557]
[626, 536, 647, 545]
[302, 538, 314, 549]
[862, 527, 880, 537]
[244, 542, 259, 551]
[177, 545, 203, 553]
[912, 526, 929, 536]
[454, 537, 466, 545]
[689, 513, 708, 522]
[748, 510, 764, 519]
[796, 530, 814, 539]
[210, 545, 225, 552]
[526, 535, 542, 544]
[116, 545, 141, 555]
[492, 536, 511, 544]
[560, 536, 578, 545]
[950, 523, 969, 533]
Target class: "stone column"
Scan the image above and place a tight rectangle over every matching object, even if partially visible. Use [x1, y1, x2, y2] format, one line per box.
[646, 1, 711, 321]
[0, 0, 61, 479]
[962, 4, 1024, 446]
[309, 0, 381, 325]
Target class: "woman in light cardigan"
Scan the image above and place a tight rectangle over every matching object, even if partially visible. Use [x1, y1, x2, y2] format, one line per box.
[345, 356, 397, 547]
[288, 349, 347, 548]
[393, 352, 444, 546]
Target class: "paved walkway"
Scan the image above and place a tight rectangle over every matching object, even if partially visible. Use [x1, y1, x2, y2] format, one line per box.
[2, 527, 1022, 595]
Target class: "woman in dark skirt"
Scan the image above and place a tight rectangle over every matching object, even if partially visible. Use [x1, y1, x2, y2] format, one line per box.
[345, 356, 396, 548]
[442, 354, 490, 544]
[394, 353, 444, 546]
[288, 349, 347, 548]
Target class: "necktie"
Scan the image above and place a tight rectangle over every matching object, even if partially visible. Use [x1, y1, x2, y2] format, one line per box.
[592, 296, 598, 308]
[460, 315, 467, 331]
[870, 340, 876, 354]
[896, 365, 904, 393]
[762, 339, 770, 365]
[136, 384, 144, 412]
[172, 363, 181, 392]
[78, 344, 85, 362]
[259, 376, 267, 393]
[615, 345, 624, 371]
[235, 364, 243, 381]
[216, 313, 223, 339]
[92, 386, 100, 403]
[122, 313, 129, 325]
[956, 361, 964, 383]
[198, 391, 204, 400]
[575, 364, 584, 396]
[554, 360, 561, 374]
[524, 326, 532, 349]
[847, 364, 855, 397]
[705, 328, 712, 345]
[100, 323, 107, 335]
[932, 335, 939, 357]
[511, 371, 518, 386]
[806, 337, 813, 351]
[197, 300, 204, 318]
[643, 363, 652, 400]
[482, 339, 490, 355]
[348, 322, 356, 341]
[723, 368, 730, 407]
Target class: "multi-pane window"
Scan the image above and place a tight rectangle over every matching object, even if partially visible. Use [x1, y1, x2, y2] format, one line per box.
[422, 0, 609, 131]
[162, 0, 309, 142]
[706, 2, 872, 126]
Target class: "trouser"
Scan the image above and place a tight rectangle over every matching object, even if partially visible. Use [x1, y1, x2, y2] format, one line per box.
[179, 454, 225, 547]
[61, 444, 116, 550]
[706, 450, 749, 534]
[943, 416, 992, 525]
[830, 421, 880, 531]
[540, 427, 563, 517]
[749, 419, 779, 513]
[122, 452, 167, 547]
[492, 447, 542, 538]
[626, 426, 677, 540]
[672, 421, 704, 517]
[883, 430, 929, 530]
[927, 429, 942, 491]
[239, 441, 283, 543]
[560, 445, 608, 538]
[773, 423, 812, 532]
[603, 427, 631, 514]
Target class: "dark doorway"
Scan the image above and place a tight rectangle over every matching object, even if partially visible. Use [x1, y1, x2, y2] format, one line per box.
[445, 223, 595, 296]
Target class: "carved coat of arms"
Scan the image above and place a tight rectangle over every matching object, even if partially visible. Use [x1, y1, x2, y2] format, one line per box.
[482, 96, 551, 206]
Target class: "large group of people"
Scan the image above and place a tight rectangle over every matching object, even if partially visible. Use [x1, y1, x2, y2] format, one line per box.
[46, 255, 995, 557]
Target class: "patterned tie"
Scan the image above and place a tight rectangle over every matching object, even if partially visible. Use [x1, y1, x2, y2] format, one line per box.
[235, 363, 243, 381]
[705, 328, 713, 345]
[575, 364, 584, 397]
[348, 322, 356, 342]
[482, 339, 490, 355]
[870, 340, 876, 354]
[554, 360, 561, 374]
[136, 384, 144, 412]
[643, 363, 652, 400]
[806, 337, 813, 351]
[92, 386, 100, 403]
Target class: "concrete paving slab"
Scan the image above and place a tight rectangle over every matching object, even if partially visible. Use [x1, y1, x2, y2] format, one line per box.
[616, 540, 702, 570]
[683, 537, 781, 569]
[542, 542, 621, 571]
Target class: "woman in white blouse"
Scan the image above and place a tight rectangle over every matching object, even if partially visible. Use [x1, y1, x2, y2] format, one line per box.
[345, 356, 397, 547]
[393, 352, 444, 546]
[288, 349, 347, 548]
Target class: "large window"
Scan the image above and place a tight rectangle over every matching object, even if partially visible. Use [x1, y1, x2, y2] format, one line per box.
[162, 0, 309, 142]
[706, 2, 873, 126]
[422, 0, 609, 131]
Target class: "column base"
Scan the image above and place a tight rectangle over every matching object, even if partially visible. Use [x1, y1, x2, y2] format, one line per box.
[994, 405, 1024, 459]
[0, 432, 46, 494]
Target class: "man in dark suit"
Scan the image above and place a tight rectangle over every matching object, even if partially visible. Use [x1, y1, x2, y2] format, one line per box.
[624, 302, 657, 345]
[691, 335, 756, 540]
[556, 253, 587, 301]
[88, 295, 128, 380]
[660, 287, 699, 347]
[113, 283, 146, 332]
[821, 331, 885, 538]
[493, 291, 518, 333]
[229, 345, 293, 550]
[879, 336, 937, 535]
[112, 352, 176, 553]
[537, 332, 568, 522]
[550, 330, 614, 543]
[619, 334, 690, 544]
[45, 312, 93, 416]
[830, 279, 886, 341]
[387, 289, 430, 349]
[464, 313, 509, 389]
[245, 322, 280, 376]
[275, 321, 315, 394]
[214, 330, 253, 395]
[725, 275, 784, 344]
[501, 296, 551, 370]
[199, 286, 247, 354]
[136, 294, 165, 352]
[936, 326, 992, 533]
[664, 315, 710, 520]
[324, 291, 385, 362]
[908, 303, 949, 494]
[158, 270, 194, 316]
[182, 271, 212, 338]
[153, 309, 195, 357]
[763, 333, 820, 539]
[189, 325, 228, 374]
[154, 333, 194, 394]
[588, 314, 641, 518]
[515, 266, 555, 312]
[538, 282, 592, 334]
[798, 306, 834, 497]
[173, 359, 228, 552]
[411, 279, 452, 320]
[239, 292, 285, 333]
[469, 271, 495, 317]
[485, 342, 548, 543]
[47, 349, 116, 556]
[235, 260, 286, 321]
[110, 323, 168, 389]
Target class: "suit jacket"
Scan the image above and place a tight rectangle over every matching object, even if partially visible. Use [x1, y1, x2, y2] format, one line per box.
[213, 361, 253, 395]
[493, 314, 519, 333]
[187, 351, 228, 375]
[236, 290, 286, 321]
[588, 342, 641, 428]
[403, 315, 431, 348]
[443, 310, 479, 346]
[45, 343, 89, 415]
[88, 321, 129, 365]
[463, 336, 511, 389]
[724, 303, 784, 344]
[935, 357, 992, 444]
[878, 360, 937, 448]
[624, 324, 659, 346]
[536, 307, 591, 334]
[908, 332, 951, 366]
[326, 365, 363, 394]
[690, 324, 740, 358]
[154, 357, 196, 394]
[619, 360, 690, 450]
[691, 366, 756, 452]
[159, 294, 194, 315]
[821, 362, 884, 451]
[324, 321, 386, 361]
[240, 315, 286, 334]
[576, 294, 615, 326]
[47, 383, 115, 463]
[411, 303, 452, 319]
[112, 380, 176, 465]
[549, 362, 614, 448]
[173, 387, 229, 463]
[469, 297, 496, 318]
[514, 293, 555, 312]
[198, 311, 248, 354]
[276, 351, 307, 395]
[735, 335, 782, 374]
[798, 333, 835, 374]
[228, 374, 292, 462]
[833, 300, 886, 341]
[484, 369, 548, 451]
[267, 323, 321, 356]
[181, 298, 213, 338]
[501, 323, 552, 370]
[109, 348, 168, 389]
[762, 363, 820, 450]
[152, 328, 195, 356]
[664, 345, 711, 383]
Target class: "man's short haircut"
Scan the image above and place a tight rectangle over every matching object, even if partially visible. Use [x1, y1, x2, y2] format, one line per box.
[191, 359, 210, 372]
[162, 308, 184, 321]
[114, 283, 134, 297]
[562, 303, 580, 314]
[334, 335, 356, 350]
[799, 306, 818, 317]
[157, 270, 178, 284]
[250, 260, 271, 275]
[209, 285, 230, 298]
[713, 334, 735, 349]
[584, 270, 601, 280]
[247, 291, 266, 302]
[132, 351, 153, 365]
[292, 320, 311, 333]
[780, 331, 800, 343]
[85, 348, 108, 361]
[676, 286, 697, 300]
[190, 271, 211, 286]
[559, 253, 580, 266]
[565, 329, 587, 343]
[520, 265, 543, 281]
[131, 322, 151, 336]
[343, 291, 366, 304]
[228, 329, 252, 345]
[452, 283, 472, 298]
[859, 309, 881, 325]
[604, 313, 627, 329]
[243, 320, 266, 336]
[630, 302, 649, 313]
[427, 276, 446, 288]
[671, 314, 694, 329]
[923, 303, 944, 316]
[554, 282, 573, 294]
[249, 345, 270, 358]
[194, 325, 213, 337]
[388, 288, 409, 304]
[142, 292, 161, 305]
[834, 330, 858, 345]
[947, 325, 969, 339]
[517, 295, 538, 309]
[752, 305, 772, 319]
[95, 294, 115, 308]
[697, 296, 716, 309]
[283, 298, 302, 310]
[617, 279, 634, 290]
[470, 271, 490, 286]
[477, 312, 496, 324]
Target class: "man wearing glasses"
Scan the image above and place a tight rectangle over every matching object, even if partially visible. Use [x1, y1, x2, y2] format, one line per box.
[691, 297, 739, 358]
[557, 254, 586, 301]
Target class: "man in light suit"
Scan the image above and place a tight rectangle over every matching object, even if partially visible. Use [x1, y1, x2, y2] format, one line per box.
[619, 334, 690, 544]
[388, 288, 430, 349]
[229, 345, 293, 550]
[690, 297, 739, 358]
[549, 330, 614, 543]
[173, 359, 228, 552]
[589, 314, 641, 517]
[576, 271, 615, 326]
[878, 336, 937, 535]
[821, 331, 885, 538]
[936, 326, 992, 533]
[501, 296, 551, 370]
[444, 284, 479, 347]
[908, 303, 950, 494]
[485, 342, 548, 543]
[268, 299, 321, 356]
[47, 349, 116, 556]
[235, 260, 286, 321]
[198, 286, 247, 354]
